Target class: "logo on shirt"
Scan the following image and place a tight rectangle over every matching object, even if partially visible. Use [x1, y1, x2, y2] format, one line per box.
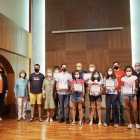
[33, 77, 40, 80]
[116, 75, 120, 77]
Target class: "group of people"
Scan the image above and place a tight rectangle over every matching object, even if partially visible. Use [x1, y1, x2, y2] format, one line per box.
[0, 61, 140, 129]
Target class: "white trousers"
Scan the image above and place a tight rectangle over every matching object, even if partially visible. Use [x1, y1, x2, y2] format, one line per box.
[17, 97, 28, 118]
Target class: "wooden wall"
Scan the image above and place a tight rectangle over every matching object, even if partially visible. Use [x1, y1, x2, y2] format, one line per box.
[45, 0, 131, 75]
[0, 13, 31, 114]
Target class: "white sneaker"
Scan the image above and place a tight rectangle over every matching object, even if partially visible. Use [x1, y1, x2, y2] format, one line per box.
[72, 121, 75, 126]
[98, 122, 102, 126]
[50, 118, 53, 122]
[46, 118, 49, 122]
[89, 121, 92, 126]
[127, 124, 132, 129]
[78, 121, 83, 126]
[135, 124, 140, 129]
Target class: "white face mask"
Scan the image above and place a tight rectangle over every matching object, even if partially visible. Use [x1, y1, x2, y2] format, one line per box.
[55, 70, 59, 73]
[126, 72, 132, 76]
[108, 71, 112, 75]
[47, 73, 52, 77]
[89, 68, 94, 72]
[74, 75, 79, 78]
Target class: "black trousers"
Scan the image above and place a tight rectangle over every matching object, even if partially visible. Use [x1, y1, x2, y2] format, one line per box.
[0, 94, 5, 117]
[105, 94, 119, 125]
[54, 93, 60, 116]
[136, 90, 140, 123]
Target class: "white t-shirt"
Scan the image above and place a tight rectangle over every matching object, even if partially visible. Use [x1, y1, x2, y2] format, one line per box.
[89, 80, 102, 96]
[55, 72, 72, 95]
[53, 72, 60, 81]
[102, 77, 118, 94]
[121, 75, 137, 94]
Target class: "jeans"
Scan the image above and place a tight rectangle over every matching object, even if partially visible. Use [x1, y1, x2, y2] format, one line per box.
[58, 94, 70, 119]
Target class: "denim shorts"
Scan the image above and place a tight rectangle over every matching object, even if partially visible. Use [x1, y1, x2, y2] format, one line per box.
[71, 91, 82, 103]
[123, 94, 137, 100]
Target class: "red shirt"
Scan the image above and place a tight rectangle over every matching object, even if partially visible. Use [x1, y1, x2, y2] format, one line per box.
[0, 78, 3, 93]
[115, 70, 126, 91]
[71, 79, 84, 87]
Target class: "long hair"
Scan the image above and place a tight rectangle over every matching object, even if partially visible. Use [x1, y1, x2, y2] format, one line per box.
[73, 70, 81, 80]
[105, 67, 116, 79]
[91, 70, 101, 82]
[0, 66, 5, 76]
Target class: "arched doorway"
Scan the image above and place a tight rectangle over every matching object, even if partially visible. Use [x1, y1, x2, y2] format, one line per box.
[0, 54, 15, 115]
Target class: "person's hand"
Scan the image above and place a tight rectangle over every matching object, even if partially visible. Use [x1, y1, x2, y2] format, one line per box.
[5, 93, 8, 98]
[115, 86, 118, 89]
[88, 88, 90, 91]
[54, 94, 56, 99]
[43, 94, 45, 99]
[134, 88, 138, 92]
[82, 97, 84, 103]
[118, 89, 121, 93]
[71, 87, 74, 91]
[65, 89, 69, 92]
[103, 85, 106, 90]
[15, 94, 18, 99]
[57, 89, 63, 92]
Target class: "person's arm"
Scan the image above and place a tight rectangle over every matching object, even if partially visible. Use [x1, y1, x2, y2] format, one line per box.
[14, 80, 18, 99]
[115, 79, 118, 89]
[42, 80, 46, 99]
[5, 76, 8, 98]
[134, 79, 138, 92]
[28, 82, 30, 93]
[88, 83, 90, 91]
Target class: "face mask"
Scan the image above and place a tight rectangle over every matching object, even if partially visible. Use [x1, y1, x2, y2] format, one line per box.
[126, 72, 132, 76]
[75, 75, 79, 78]
[0, 71, 2, 74]
[89, 68, 94, 72]
[47, 73, 52, 77]
[94, 75, 99, 79]
[34, 68, 39, 73]
[135, 66, 140, 71]
[62, 68, 66, 72]
[55, 70, 59, 73]
[20, 74, 25, 78]
[77, 67, 82, 71]
[114, 66, 119, 70]
[108, 71, 112, 75]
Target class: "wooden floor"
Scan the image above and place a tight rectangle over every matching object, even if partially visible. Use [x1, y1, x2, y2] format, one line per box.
[0, 109, 140, 140]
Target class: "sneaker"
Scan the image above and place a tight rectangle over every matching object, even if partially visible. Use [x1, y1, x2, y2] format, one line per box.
[89, 121, 92, 126]
[82, 117, 85, 123]
[17, 118, 21, 121]
[59, 118, 64, 123]
[98, 122, 102, 126]
[72, 121, 75, 126]
[78, 121, 83, 126]
[114, 124, 119, 128]
[127, 124, 132, 129]
[46, 118, 49, 122]
[135, 124, 140, 129]
[66, 118, 70, 124]
[121, 118, 125, 123]
[50, 118, 53, 122]
[103, 123, 108, 127]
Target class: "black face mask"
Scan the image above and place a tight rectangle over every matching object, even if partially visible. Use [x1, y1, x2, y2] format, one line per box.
[34, 68, 39, 73]
[0, 71, 2, 74]
[114, 66, 119, 70]
[62, 68, 66, 72]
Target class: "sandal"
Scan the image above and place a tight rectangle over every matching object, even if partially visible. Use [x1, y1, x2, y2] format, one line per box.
[28, 118, 34, 122]
[39, 117, 43, 122]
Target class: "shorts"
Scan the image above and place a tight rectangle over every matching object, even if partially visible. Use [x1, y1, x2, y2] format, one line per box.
[89, 95, 102, 102]
[29, 93, 42, 104]
[123, 94, 137, 100]
[71, 91, 82, 103]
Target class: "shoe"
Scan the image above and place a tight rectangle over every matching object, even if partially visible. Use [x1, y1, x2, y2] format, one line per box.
[82, 117, 85, 123]
[50, 118, 53, 122]
[59, 118, 64, 123]
[39, 117, 43, 122]
[66, 118, 70, 124]
[127, 124, 132, 129]
[89, 121, 92, 126]
[72, 121, 75, 126]
[0, 119, 3, 123]
[78, 121, 83, 126]
[103, 123, 108, 127]
[28, 118, 34, 122]
[17, 118, 21, 121]
[95, 118, 99, 124]
[56, 116, 58, 119]
[98, 122, 102, 126]
[46, 118, 49, 122]
[121, 118, 125, 123]
[114, 124, 119, 128]
[75, 118, 79, 121]
[135, 124, 140, 129]
[110, 118, 114, 123]
[23, 117, 26, 121]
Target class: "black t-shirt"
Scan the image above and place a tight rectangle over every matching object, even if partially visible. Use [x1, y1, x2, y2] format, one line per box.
[29, 73, 45, 93]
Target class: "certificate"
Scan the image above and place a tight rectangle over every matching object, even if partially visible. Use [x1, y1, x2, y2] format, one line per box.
[90, 85, 101, 92]
[58, 82, 68, 89]
[105, 79, 115, 87]
[74, 84, 83, 92]
[121, 86, 133, 94]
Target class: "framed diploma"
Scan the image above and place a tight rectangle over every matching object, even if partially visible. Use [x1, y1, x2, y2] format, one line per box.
[74, 84, 83, 92]
[90, 85, 101, 92]
[105, 79, 115, 87]
[59, 82, 68, 89]
[121, 86, 133, 94]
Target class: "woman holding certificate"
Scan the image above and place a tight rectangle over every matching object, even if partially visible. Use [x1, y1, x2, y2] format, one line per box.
[71, 70, 84, 126]
[121, 65, 140, 129]
[102, 67, 119, 128]
[88, 70, 103, 126]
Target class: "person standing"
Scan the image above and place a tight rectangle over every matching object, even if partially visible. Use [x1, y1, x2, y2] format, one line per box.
[14, 70, 29, 121]
[56, 63, 72, 124]
[0, 66, 8, 123]
[42, 68, 56, 122]
[112, 61, 125, 123]
[28, 64, 45, 122]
